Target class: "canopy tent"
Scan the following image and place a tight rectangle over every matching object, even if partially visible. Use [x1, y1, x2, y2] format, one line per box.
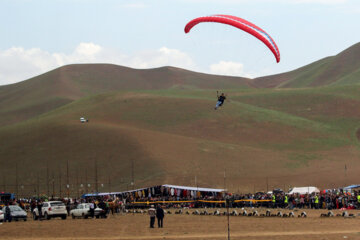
[343, 184, 360, 193]
[343, 184, 360, 190]
[162, 184, 225, 193]
[288, 186, 320, 195]
[82, 184, 225, 198]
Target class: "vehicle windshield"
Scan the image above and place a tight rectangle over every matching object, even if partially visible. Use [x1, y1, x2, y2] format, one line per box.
[9, 206, 23, 211]
[50, 202, 65, 206]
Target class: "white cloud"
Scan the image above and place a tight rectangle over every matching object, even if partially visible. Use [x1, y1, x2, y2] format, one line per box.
[0, 43, 196, 85]
[210, 61, 251, 77]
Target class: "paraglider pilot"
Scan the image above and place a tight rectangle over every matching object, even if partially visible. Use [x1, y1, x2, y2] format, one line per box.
[215, 92, 226, 110]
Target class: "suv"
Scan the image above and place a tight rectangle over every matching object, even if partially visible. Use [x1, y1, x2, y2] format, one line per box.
[33, 201, 67, 220]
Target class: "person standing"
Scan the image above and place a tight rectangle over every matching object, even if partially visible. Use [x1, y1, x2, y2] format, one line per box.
[272, 194, 276, 208]
[66, 199, 71, 216]
[4, 202, 12, 223]
[89, 201, 95, 218]
[314, 195, 319, 209]
[284, 195, 288, 208]
[156, 205, 165, 228]
[148, 205, 156, 228]
[37, 200, 43, 220]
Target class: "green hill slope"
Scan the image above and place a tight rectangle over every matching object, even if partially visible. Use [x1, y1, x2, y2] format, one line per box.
[254, 42, 360, 88]
[2, 86, 360, 196]
[2, 42, 360, 197]
[0, 64, 251, 127]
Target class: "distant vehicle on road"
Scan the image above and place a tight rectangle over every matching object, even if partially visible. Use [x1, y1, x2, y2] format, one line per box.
[70, 203, 104, 219]
[33, 201, 67, 220]
[80, 117, 88, 123]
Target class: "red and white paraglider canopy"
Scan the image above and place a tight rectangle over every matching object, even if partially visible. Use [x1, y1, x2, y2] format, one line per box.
[185, 15, 280, 63]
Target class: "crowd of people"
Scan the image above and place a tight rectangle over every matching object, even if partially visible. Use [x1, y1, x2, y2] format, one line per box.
[1, 188, 360, 222]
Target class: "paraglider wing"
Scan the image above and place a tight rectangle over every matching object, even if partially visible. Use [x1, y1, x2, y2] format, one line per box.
[184, 15, 280, 63]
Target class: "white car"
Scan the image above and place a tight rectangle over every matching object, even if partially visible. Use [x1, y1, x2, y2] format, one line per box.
[0, 209, 3, 222]
[33, 201, 67, 220]
[70, 203, 104, 219]
[80, 117, 88, 123]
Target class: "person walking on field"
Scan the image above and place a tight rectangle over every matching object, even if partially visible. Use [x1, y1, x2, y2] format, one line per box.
[156, 205, 165, 228]
[148, 205, 156, 228]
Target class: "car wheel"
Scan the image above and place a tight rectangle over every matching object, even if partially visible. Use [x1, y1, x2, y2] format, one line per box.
[72, 214, 75, 219]
[95, 215, 99, 219]
[44, 212, 50, 220]
[24, 218, 27, 222]
[33, 213, 38, 220]
[61, 215, 67, 220]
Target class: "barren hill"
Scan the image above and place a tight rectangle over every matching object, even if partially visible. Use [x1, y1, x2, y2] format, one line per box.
[254, 42, 360, 88]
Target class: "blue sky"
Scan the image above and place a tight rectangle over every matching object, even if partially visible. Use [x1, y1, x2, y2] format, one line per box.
[0, 0, 359, 85]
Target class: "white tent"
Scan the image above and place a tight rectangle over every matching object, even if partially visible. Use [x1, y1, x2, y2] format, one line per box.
[288, 186, 320, 195]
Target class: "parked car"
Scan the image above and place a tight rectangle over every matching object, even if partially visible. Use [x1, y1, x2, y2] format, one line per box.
[1, 205, 27, 222]
[70, 203, 104, 219]
[33, 201, 67, 220]
[0, 209, 4, 222]
[80, 117, 88, 123]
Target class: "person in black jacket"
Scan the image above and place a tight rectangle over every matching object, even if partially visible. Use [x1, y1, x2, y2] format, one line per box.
[4, 202, 12, 222]
[98, 200, 108, 218]
[37, 200, 43, 221]
[156, 205, 165, 228]
[215, 92, 227, 110]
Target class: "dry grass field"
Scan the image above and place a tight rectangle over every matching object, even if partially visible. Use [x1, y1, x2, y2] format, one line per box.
[1, 209, 360, 240]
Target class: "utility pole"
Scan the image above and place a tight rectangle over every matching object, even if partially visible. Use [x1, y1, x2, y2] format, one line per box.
[266, 176, 269, 193]
[15, 162, 18, 198]
[46, 160, 50, 197]
[37, 173, 40, 199]
[344, 164, 347, 185]
[2, 174, 6, 192]
[85, 168, 88, 193]
[59, 166, 62, 198]
[76, 166, 79, 199]
[52, 171, 55, 198]
[131, 158, 135, 189]
[95, 158, 98, 193]
[224, 170, 226, 190]
[225, 196, 231, 240]
[195, 175, 198, 200]
[66, 160, 70, 198]
[108, 173, 111, 193]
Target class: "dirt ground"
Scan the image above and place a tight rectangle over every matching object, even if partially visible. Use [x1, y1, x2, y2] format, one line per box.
[1, 209, 360, 240]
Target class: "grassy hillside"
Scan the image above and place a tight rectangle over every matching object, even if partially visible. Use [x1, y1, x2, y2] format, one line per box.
[254, 42, 360, 88]
[2, 85, 360, 196]
[0, 64, 251, 127]
[2, 42, 360, 197]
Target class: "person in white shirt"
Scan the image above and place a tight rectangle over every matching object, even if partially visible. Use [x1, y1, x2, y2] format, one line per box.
[148, 205, 156, 228]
